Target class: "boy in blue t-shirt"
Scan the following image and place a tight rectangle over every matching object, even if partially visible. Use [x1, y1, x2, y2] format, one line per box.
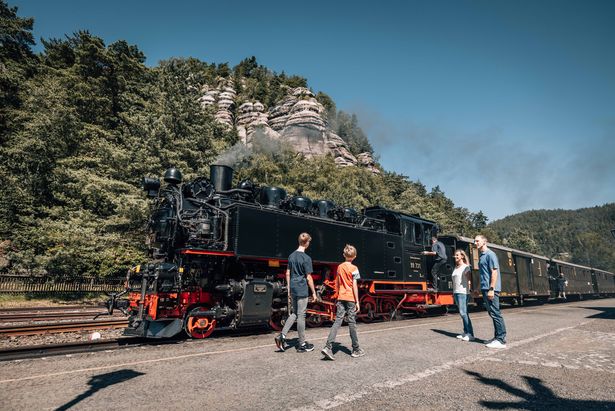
[274, 232, 318, 353]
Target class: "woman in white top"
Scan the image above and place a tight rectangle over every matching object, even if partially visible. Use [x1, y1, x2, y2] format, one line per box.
[452, 249, 474, 341]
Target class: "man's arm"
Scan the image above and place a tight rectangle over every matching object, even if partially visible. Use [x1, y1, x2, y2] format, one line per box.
[489, 268, 498, 289]
[488, 267, 498, 300]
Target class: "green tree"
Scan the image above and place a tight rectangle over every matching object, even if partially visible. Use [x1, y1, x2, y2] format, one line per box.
[0, 0, 36, 141]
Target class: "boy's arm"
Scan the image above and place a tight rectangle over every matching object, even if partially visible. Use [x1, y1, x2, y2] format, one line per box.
[285, 269, 291, 302]
[307, 274, 317, 302]
[353, 279, 360, 312]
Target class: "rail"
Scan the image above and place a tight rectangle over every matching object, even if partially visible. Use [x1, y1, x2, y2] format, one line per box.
[0, 319, 129, 337]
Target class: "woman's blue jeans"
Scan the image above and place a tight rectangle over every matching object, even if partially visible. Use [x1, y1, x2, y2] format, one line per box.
[454, 292, 474, 337]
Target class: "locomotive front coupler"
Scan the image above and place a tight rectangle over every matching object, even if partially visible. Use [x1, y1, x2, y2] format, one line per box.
[95, 289, 129, 320]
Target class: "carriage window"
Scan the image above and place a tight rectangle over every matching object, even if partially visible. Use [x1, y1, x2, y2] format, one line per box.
[415, 223, 423, 246]
[403, 221, 415, 243]
[423, 224, 432, 246]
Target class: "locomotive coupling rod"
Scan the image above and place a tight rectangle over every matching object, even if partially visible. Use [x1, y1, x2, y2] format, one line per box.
[188, 310, 216, 318]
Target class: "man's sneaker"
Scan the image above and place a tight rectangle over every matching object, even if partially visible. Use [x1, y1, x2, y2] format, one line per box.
[461, 335, 475, 342]
[351, 348, 366, 358]
[274, 334, 288, 352]
[485, 340, 506, 349]
[456, 334, 464, 339]
[296, 342, 315, 353]
[321, 346, 335, 360]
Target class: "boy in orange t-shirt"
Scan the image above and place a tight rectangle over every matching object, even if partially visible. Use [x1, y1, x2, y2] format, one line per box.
[321, 245, 365, 360]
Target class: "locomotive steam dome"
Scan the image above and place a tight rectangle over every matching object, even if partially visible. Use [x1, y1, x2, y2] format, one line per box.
[238, 179, 254, 191]
[343, 207, 358, 222]
[260, 186, 287, 207]
[313, 200, 335, 218]
[163, 167, 183, 184]
[289, 196, 312, 213]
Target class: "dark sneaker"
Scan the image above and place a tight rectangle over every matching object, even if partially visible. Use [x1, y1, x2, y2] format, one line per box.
[274, 334, 288, 352]
[321, 346, 335, 360]
[351, 348, 365, 358]
[296, 342, 315, 353]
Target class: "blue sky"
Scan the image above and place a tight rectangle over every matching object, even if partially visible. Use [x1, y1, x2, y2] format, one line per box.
[12, 0, 615, 221]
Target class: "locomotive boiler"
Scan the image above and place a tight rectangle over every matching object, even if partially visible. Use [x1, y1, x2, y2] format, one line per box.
[107, 165, 452, 338]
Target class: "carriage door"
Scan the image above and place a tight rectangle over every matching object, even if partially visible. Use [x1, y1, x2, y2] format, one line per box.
[527, 258, 535, 292]
[513, 255, 531, 297]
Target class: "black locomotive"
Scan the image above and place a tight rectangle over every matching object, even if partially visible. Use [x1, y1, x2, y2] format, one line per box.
[109, 165, 448, 338]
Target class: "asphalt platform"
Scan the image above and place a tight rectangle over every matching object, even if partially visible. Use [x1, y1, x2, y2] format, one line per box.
[1, 298, 614, 410]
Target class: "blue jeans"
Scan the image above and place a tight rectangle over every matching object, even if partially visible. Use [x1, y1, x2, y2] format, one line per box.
[326, 300, 359, 350]
[482, 290, 506, 344]
[453, 293, 474, 337]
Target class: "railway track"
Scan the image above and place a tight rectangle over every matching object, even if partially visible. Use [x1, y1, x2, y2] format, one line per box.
[0, 311, 113, 322]
[0, 338, 146, 361]
[0, 305, 104, 312]
[0, 319, 129, 337]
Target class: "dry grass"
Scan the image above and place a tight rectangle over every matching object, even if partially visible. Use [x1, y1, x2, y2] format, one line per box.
[0, 294, 107, 308]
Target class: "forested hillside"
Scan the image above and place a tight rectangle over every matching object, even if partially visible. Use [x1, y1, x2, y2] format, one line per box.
[487, 204, 615, 272]
[0, 1, 483, 277]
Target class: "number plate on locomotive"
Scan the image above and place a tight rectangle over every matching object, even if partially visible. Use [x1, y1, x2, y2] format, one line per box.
[253, 284, 267, 293]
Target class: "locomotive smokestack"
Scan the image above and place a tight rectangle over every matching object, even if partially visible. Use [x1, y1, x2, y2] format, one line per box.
[210, 164, 234, 192]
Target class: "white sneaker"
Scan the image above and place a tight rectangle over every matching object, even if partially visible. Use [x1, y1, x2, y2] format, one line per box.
[485, 340, 506, 349]
[456, 334, 464, 339]
[461, 335, 475, 342]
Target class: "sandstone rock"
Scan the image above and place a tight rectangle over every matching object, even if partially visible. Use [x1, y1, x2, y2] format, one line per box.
[198, 80, 236, 128]
[199, 83, 378, 173]
[236, 101, 279, 144]
[325, 132, 357, 166]
[357, 152, 381, 174]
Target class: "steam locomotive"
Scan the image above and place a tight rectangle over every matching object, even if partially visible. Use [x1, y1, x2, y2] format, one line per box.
[107, 165, 451, 338]
[107, 165, 615, 339]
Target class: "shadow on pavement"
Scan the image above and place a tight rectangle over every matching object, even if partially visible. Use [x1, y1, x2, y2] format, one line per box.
[431, 329, 487, 343]
[464, 370, 615, 410]
[55, 369, 145, 411]
[331, 342, 351, 356]
[431, 328, 460, 338]
[579, 306, 615, 320]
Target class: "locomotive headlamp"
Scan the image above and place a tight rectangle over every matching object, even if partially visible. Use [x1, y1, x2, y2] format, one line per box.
[142, 177, 161, 198]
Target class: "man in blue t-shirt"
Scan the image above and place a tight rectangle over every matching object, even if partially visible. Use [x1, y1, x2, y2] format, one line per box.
[274, 232, 318, 353]
[475, 234, 507, 349]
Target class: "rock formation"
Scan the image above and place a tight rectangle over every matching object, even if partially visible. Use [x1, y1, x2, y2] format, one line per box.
[199, 82, 379, 173]
[198, 80, 236, 129]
